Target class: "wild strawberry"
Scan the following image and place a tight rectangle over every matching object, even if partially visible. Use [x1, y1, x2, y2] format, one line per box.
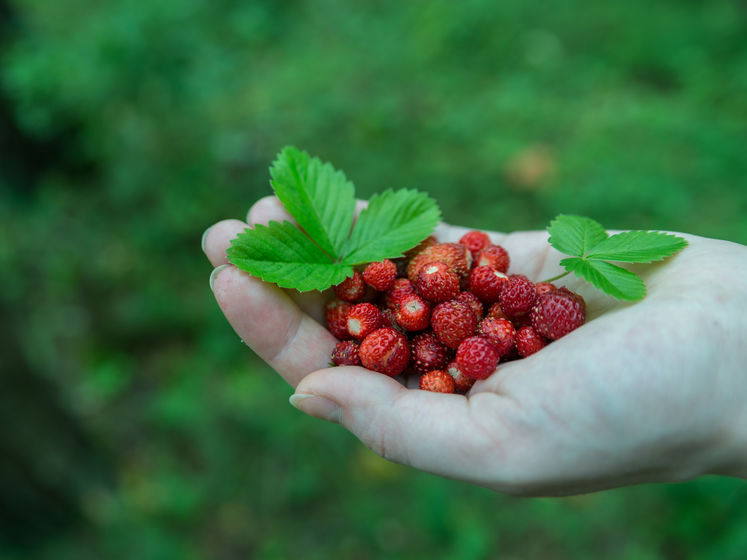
[326, 299, 353, 340]
[535, 282, 556, 296]
[558, 286, 586, 303]
[405, 235, 438, 259]
[510, 313, 533, 330]
[499, 274, 538, 319]
[411, 332, 451, 374]
[485, 302, 508, 320]
[515, 326, 547, 357]
[431, 300, 478, 349]
[459, 230, 492, 259]
[469, 266, 509, 303]
[416, 261, 460, 303]
[385, 278, 416, 311]
[394, 293, 431, 331]
[530, 288, 586, 340]
[359, 327, 410, 376]
[330, 340, 360, 366]
[380, 308, 405, 333]
[363, 259, 397, 291]
[445, 361, 476, 393]
[455, 291, 484, 319]
[475, 245, 510, 273]
[407, 242, 472, 281]
[346, 303, 383, 339]
[456, 336, 501, 380]
[419, 370, 456, 393]
[477, 317, 516, 357]
[334, 270, 366, 302]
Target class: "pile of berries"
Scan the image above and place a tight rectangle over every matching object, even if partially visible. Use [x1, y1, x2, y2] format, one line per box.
[326, 231, 586, 394]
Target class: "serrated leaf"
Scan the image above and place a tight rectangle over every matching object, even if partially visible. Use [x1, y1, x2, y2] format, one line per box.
[342, 189, 441, 265]
[227, 221, 352, 291]
[560, 257, 646, 301]
[548, 214, 609, 257]
[584, 230, 688, 263]
[270, 146, 356, 258]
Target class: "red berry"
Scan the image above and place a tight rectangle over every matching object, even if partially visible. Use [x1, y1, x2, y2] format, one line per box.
[411, 332, 451, 374]
[385, 278, 416, 311]
[326, 299, 353, 340]
[445, 361, 476, 393]
[359, 328, 410, 376]
[363, 260, 397, 291]
[431, 300, 478, 349]
[485, 302, 508, 321]
[499, 274, 538, 318]
[346, 303, 383, 339]
[334, 270, 366, 302]
[416, 261, 460, 303]
[477, 317, 516, 357]
[380, 308, 405, 333]
[475, 245, 510, 273]
[405, 235, 438, 259]
[330, 340, 360, 366]
[455, 291, 484, 319]
[407, 243, 472, 281]
[394, 293, 431, 331]
[469, 266, 509, 303]
[459, 230, 492, 259]
[456, 336, 501, 380]
[511, 313, 533, 330]
[530, 289, 586, 340]
[535, 282, 556, 296]
[515, 326, 547, 357]
[419, 370, 456, 393]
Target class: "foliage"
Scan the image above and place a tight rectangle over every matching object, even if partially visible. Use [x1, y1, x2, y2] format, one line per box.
[547, 214, 687, 300]
[227, 146, 439, 291]
[1, 0, 746, 558]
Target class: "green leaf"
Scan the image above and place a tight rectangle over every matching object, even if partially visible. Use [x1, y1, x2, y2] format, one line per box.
[342, 189, 441, 265]
[584, 230, 688, 263]
[548, 214, 609, 257]
[560, 257, 646, 301]
[270, 146, 356, 258]
[227, 221, 353, 291]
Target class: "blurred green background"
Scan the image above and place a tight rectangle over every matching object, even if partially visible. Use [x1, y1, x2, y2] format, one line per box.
[1, 0, 746, 558]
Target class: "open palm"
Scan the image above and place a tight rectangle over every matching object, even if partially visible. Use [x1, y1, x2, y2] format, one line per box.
[204, 196, 747, 496]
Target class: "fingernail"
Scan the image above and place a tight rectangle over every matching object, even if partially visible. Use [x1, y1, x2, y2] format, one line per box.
[201, 225, 214, 253]
[209, 264, 231, 291]
[289, 393, 342, 424]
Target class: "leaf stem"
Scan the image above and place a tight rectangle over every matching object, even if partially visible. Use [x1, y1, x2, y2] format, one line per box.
[540, 270, 571, 283]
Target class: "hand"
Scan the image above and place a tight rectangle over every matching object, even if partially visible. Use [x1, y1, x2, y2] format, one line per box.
[203, 196, 747, 496]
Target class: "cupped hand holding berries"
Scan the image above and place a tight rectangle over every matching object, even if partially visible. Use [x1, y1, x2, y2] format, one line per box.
[204, 196, 747, 496]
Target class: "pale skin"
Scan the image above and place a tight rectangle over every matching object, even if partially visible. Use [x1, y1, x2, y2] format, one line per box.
[203, 196, 747, 496]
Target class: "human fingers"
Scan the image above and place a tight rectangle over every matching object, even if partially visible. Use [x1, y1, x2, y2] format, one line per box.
[243, 196, 326, 322]
[292, 366, 532, 492]
[211, 265, 338, 388]
[202, 218, 247, 267]
[245, 195, 369, 226]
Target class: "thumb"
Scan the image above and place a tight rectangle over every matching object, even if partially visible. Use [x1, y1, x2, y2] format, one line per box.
[290, 367, 523, 489]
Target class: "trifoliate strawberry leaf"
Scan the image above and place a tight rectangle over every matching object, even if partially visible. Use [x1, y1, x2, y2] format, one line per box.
[342, 189, 441, 265]
[560, 257, 646, 301]
[270, 146, 356, 258]
[548, 214, 609, 257]
[584, 231, 688, 263]
[546, 214, 688, 301]
[227, 148, 440, 292]
[227, 221, 353, 291]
